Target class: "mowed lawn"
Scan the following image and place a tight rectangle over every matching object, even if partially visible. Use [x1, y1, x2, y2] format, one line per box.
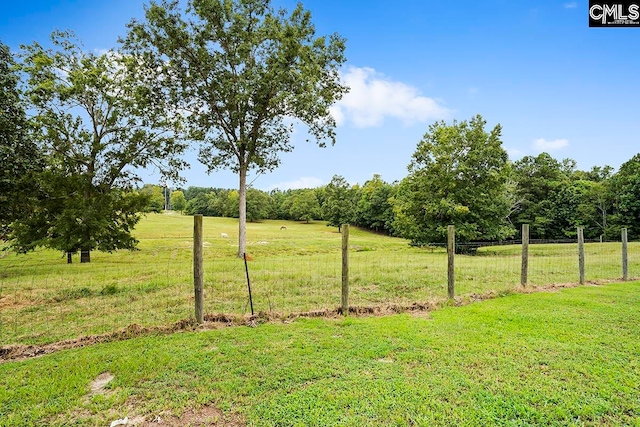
[1, 281, 639, 426]
[1, 213, 638, 346]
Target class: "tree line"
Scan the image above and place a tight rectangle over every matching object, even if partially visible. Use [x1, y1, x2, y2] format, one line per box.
[157, 134, 640, 244]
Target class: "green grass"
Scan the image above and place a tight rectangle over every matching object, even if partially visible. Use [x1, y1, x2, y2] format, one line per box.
[1, 213, 638, 345]
[1, 282, 639, 426]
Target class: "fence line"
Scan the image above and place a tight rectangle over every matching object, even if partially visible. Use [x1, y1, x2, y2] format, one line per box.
[1, 224, 638, 348]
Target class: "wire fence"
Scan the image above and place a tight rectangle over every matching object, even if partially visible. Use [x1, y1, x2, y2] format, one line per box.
[0, 224, 638, 348]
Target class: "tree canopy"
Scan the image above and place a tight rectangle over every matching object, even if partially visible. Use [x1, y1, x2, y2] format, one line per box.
[288, 189, 321, 223]
[122, 0, 347, 256]
[170, 190, 187, 212]
[0, 42, 42, 238]
[356, 174, 396, 234]
[321, 175, 358, 232]
[10, 32, 186, 261]
[394, 115, 513, 244]
[610, 154, 640, 239]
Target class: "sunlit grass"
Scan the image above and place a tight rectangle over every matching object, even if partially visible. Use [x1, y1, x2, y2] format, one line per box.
[1, 282, 639, 426]
[1, 213, 638, 345]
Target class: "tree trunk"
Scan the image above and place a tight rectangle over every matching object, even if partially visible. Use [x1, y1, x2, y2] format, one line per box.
[238, 166, 247, 258]
[67, 252, 72, 264]
[82, 180, 93, 264]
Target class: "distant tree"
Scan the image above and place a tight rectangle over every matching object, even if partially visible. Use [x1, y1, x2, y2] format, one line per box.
[140, 184, 165, 213]
[170, 190, 187, 212]
[123, 0, 347, 257]
[225, 190, 241, 218]
[356, 174, 396, 234]
[11, 32, 185, 262]
[394, 115, 513, 244]
[0, 42, 42, 238]
[511, 153, 570, 238]
[289, 189, 321, 223]
[185, 193, 214, 216]
[279, 190, 297, 220]
[510, 154, 616, 240]
[609, 154, 640, 239]
[322, 175, 358, 232]
[575, 165, 614, 183]
[207, 189, 230, 217]
[246, 188, 272, 222]
[588, 179, 614, 239]
[183, 186, 216, 201]
[269, 189, 291, 220]
[551, 179, 597, 239]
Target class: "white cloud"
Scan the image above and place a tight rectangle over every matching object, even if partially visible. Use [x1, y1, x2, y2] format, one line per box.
[330, 66, 451, 128]
[267, 177, 324, 191]
[533, 138, 569, 152]
[564, 2, 577, 8]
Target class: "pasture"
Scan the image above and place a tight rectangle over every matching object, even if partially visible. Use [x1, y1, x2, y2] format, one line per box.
[1, 281, 639, 426]
[1, 213, 638, 346]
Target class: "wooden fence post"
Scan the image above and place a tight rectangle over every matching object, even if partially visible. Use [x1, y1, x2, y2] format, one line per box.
[447, 225, 455, 299]
[341, 224, 349, 315]
[193, 215, 204, 324]
[577, 226, 585, 285]
[622, 228, 628, 281]
[521, 224, 529, 287]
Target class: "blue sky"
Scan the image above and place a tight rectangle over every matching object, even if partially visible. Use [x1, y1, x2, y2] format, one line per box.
[1, 0, 639, 190]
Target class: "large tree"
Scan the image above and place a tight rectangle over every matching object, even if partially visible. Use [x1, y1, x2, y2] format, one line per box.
[123, 0, 347, 256]
[12, 32, 186, 262]
[394, 115, 513, 244]
[0, 42, 42, 238]
[511, 153, 571, 238]
[170, 189, 187, 212]
[609, 153, 640, 239]
[10, 172, 149, 259]
[355, 174, 396, 234]
[245, 188, 273, 221]
[322, 175, 359, 232]
[140, 184, 167, 213]
[289, 189, 320, 223]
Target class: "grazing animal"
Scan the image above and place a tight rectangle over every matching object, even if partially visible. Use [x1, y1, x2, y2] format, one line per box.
[221, 232, 228, 238]
[280, 226, 287, 230]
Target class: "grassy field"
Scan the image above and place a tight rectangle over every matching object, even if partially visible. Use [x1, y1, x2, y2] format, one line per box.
[1, 213, 638, 346]
[1, 281, 639, 426]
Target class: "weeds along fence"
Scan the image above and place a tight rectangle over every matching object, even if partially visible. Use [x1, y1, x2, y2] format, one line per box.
[0, 219, 638, 348]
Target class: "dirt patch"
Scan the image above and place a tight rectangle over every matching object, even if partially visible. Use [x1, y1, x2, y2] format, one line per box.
[134, 406, 245, 426]
[0, 293, 41, 310]
[0, 320, 215, 363]
[0, 279, 623, 363]
[89, 372, 114, 395]
[517, 282, 582, 294]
